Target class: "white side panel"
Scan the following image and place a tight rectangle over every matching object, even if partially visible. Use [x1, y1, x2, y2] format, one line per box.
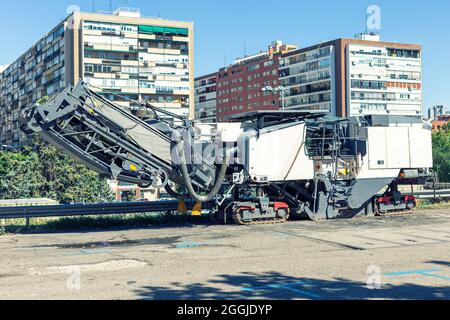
[409, 127, 433, 168]
[248, 124, 314, 181]
[368, 127, 387, 169]
[361, 124, 432, 180]
[386, 127, 411, 168]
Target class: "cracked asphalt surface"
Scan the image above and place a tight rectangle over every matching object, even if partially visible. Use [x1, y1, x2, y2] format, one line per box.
[1, 209, 450, 300]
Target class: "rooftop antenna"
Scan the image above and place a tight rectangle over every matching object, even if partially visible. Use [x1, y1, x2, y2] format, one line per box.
[92, 0, 95, 12]
[109, 0, 113, 14]
[244, 41, 247, 57]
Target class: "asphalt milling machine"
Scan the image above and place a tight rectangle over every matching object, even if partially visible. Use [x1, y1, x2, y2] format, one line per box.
[22, 82, 433, 225]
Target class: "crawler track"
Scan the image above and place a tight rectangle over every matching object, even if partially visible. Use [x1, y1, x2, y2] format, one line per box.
[232, 209, 290, 226]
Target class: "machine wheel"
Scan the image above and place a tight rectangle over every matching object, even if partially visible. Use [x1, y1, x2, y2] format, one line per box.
[406, 201, 416, 211]
[276, 208, 290, 220]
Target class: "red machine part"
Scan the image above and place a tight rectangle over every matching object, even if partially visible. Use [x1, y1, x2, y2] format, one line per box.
[377, 195, 416, 204]
[239, 205, 256, 212]
[274, 202, 289, 211]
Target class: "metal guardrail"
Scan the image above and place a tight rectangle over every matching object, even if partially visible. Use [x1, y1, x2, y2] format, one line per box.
[0, 200, 215, 220]
[0, 190, 449, 221]
[411, 189, 450, 200]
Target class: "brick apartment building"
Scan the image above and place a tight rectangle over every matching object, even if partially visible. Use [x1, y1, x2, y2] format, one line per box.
[197, 41, 297, 122]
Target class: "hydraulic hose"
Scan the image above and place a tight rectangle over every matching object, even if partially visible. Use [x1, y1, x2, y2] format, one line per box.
[173, 132, 231, 203]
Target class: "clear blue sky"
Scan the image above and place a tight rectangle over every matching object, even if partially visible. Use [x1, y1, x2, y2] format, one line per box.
[0, 0, 449, 111]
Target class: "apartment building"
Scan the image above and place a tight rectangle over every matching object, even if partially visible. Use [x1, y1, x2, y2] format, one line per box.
[280, 33, 423, 117]
[0, 8, 194, 148]
[214, 41, 297, 122]
[0, 23, 66, 147]
[194, 72, 218, 123]
[279, 44, 336, 114]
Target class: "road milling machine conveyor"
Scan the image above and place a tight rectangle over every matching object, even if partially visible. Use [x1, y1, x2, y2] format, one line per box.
[23, 82, 434, 224]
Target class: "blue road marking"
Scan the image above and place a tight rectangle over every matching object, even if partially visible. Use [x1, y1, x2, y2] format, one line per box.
[62, 249, 112, 256]
[272, 232, 290, 239]
[421, 273, 450, 281]
[240, 280, 322, 299]
[175, 241, 209, 249]
[384, 268, 450, 281]
[384, 269, 441, 277]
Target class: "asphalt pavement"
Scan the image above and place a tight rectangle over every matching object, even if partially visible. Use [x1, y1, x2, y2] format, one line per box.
[1, 208, 450, 300]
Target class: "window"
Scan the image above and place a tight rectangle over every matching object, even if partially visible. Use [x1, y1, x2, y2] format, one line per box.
[387, 48, 420, 59]
[248, 64, 260, 72]
[399, 94, 411, 99]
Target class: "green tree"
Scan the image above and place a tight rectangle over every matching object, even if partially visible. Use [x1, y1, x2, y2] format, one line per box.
[432, 123, 450, 183]
[0, 135, 114, 204]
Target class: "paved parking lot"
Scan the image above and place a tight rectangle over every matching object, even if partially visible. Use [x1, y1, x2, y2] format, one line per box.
[1, 209, 450, 300]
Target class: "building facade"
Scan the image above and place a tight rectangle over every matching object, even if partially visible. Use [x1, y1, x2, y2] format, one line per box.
[194, 72, 218, 123]
[0, 8, 194, 148]
[280, 34, 423, 117]
[279, 44, 336, 114]
[429, 106, 450, 131]
[214, 41, 297, 122]
[0, 23, 66, 147]
[432, 117, 450, 131]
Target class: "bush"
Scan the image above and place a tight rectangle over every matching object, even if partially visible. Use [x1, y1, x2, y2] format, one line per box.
[432, 123, 450, 183]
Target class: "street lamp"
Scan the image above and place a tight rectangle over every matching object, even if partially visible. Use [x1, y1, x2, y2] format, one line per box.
[262, 85, 288, 111]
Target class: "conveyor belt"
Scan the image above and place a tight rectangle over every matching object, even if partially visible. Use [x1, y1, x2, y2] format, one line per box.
[24, 82, 217, 190]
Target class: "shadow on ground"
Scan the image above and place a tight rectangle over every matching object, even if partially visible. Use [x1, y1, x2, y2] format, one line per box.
[135, 271, 450, 300]
[428, 261, 450, 267]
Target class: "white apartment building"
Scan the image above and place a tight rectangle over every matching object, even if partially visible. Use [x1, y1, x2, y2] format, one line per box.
[279, 34, 423, 118]
[279, 45, 336, 114]
[0, 8, 194, 147]
[346, 40, 422, 116]
[194, 73, 218, 123]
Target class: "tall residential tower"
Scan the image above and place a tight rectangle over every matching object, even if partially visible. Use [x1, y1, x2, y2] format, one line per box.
[279, 33, 422, 117]
[0, 8, 194, 148]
